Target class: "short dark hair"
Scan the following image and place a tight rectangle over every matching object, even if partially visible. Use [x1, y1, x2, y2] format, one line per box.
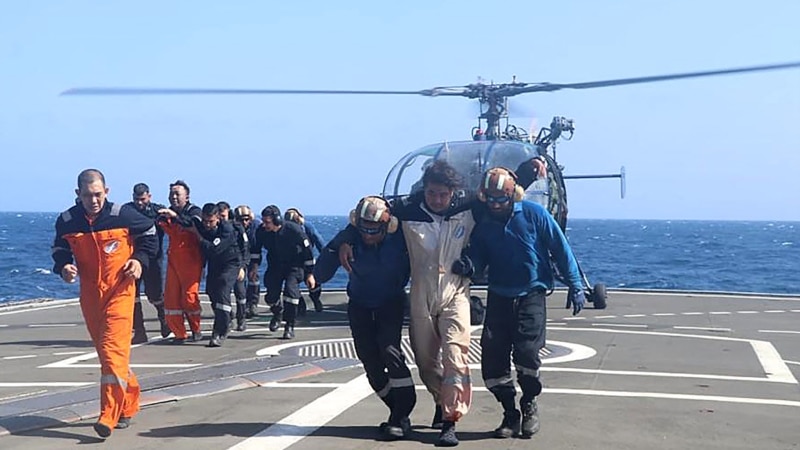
[422, 160, 462, 190]
[216, 201, 231, 211]
[169, 180, 190, 195]
[77, 169, 105, 189]
[133, 183, 150, 196]
[201, 203, 219, 216]
[261, 205, 281, 223]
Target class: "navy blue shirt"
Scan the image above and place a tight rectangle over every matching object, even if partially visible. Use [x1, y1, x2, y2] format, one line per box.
[314, 228, 410, 309]
[467, 200, 583, 297]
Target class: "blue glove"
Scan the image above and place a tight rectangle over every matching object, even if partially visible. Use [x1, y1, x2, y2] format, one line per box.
[567, 289, 585, 316]
[451, 256, 474, 277]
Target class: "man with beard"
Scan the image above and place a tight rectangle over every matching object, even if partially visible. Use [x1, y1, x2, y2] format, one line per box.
[157, 180, 204, 343]
[125, 183, 169, 343]
[454, 166, 584, 440]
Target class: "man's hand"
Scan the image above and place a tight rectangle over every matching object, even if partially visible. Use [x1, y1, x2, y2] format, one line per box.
[157, 208, 177, 219]
[338, 243, 354, 273]
[451, 255, 474, 277]
[60, 264, 78, 284]
[122, 259, 143, 279]
[565, 289, 585, 316]
[305, 273, 316, 290]
[237, 268, 245, 282]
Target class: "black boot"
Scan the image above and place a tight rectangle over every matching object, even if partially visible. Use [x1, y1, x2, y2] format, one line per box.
[155, 304, 170, 338]
[431, 404, 443, 429]
[436, 421, 458, 447]
[269, 313, 281, 332]
[493, 408, 521, 438]
[520, 398, 540, 438]
[131, 302, 148, 344]
[282, 323, 295, 340]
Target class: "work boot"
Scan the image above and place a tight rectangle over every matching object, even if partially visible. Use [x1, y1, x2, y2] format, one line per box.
[380, 416, 411, 441]
[282, 324, 295, 340]
[131, 329, 148, 345]
[93, 422, 112, 439]
[191, 331, 203, 342]
[269, 314, 281, 332]
[245, 304, 256, 319]
[436, 421, 458, 447]
[207, 334, 223, 348]
[115, 417, 131, 430]
[236, 320, 247, 332]
[431, 404, 444, 429]
[156, 305, 170, 338]
[493, 408, 521, 438]
[520, 399, 540, 438]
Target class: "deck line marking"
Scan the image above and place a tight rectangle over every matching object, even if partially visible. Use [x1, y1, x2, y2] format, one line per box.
[785, 360, 800, 366]
[2, 355, 37, 360]
[0, 390, 47, 402]
[592, 323, 648, 328]
[540, 367, 788, 383]
[0, 299, 78, 315]
[623, 314, 646, 318]
[227, 374, 372, 450]
[764, 310, 786, 313]
[651, 313, 675, 316]
[680, 312, 704, 315]
[0, 324, 8, 328]
[52, 351, 87, 356]
[0, 382, 93, 387]
[63, 363, 202, 368]
[758, 330, 800, 335]
[736, 311, 759, 314]
[594, 315, 616, 319]
[261, 382, 800, 408]
[550, 327, 798, 384]
[673, 326, 731, 332]
[709, 312, 732, 315]
[28, 323, 77, 328]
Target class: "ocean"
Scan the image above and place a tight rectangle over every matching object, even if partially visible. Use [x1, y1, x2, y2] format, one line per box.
[0, 212, 797, 304]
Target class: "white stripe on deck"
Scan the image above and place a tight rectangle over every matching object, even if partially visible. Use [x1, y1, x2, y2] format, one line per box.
[227, 374, 372, 450]
[759, 330, 800, 335]
[673, 326, 731, 332]
[0, 382, 93, 387]
[28, 323, 78, 327]
[592, 323, 648, 328]
[2, 355, 37, 360]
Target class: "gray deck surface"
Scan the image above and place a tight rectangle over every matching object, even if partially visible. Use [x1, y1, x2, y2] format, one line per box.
[1, 289, 798, 449]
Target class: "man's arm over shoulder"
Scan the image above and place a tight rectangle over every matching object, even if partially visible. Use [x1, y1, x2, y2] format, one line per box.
[312, 244, 341, 285]
[121, 203, 158, 269]
[536, 203, 582, 289]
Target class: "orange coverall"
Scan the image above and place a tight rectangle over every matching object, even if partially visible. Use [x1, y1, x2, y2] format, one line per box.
[52, 202, 158, 429]
[159, 204, 204, 339]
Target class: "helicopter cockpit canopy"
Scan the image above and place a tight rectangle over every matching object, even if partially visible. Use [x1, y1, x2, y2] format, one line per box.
[382, 140, 539, 198]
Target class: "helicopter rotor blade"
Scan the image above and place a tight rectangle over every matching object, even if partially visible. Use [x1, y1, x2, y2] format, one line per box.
[509, 61, 800, 95]
[59, 86, 471, 97]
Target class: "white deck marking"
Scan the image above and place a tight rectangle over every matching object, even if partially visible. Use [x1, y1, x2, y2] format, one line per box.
[2, 355, 37, 360]
[785, 360, 800, 366]
[610, 291, 800, 302]
[623, 314, 647, 318]
[539, 367, 787, 383]
[764, 310, 786, 313]
[759, 330, 800, 335]
[736, 311, 759, 314]
[0, 324, 8, 328]
[28, 323, 77, 327]
[52, 351, 87, 355]
[562, 317, 586, 321]
[227, 374, 372, 450]
[594, 315, 617, 319]
[652, 313, 675, 316]
[709, 311, 732, 315]
[673, 326, 731, 332]
[40, 345, 200, 369]
[592, 323, 648, 328]
[262, 382, 800, 408]
[551, 327, 798, 384]
[0, 299, 78, 315]
[0, 390, 46, 401]
[680, 312, 704, 315]
[0, 382, 92, 387]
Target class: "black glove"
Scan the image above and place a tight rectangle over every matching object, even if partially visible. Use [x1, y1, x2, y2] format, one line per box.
[451, 256, 474, 277]
[565, 289, 585, 316]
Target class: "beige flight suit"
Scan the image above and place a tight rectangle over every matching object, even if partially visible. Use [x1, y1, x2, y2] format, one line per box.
[403, 205, 474, 422]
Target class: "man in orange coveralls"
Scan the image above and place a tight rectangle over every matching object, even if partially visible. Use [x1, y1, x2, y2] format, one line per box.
[156, 180, 205, 343]
[52, 169, 158, 438]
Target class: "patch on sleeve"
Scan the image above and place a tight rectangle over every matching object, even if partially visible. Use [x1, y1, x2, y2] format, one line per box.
[303, 239, 310, 247]
[213, 238, 221, 246]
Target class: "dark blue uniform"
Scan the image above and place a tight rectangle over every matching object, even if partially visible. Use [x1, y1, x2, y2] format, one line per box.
[314, 227, 415, 433]
[197, 220, 241, 343]
[466, 200, 583, 433]
[228, 220, 251, 328]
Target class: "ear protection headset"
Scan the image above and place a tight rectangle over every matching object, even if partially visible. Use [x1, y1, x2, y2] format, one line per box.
[284, 208, 304, 225]
[349, 196, 398, 234]
[476, 167, 525, 203]
[234, 205, 253, 222]
[261, 205, 283, 227]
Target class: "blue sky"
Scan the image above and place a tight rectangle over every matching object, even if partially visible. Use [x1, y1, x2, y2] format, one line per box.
[1, 1, 798, 220]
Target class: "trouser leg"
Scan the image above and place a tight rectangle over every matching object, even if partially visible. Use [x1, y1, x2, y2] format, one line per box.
[513, 290, 547, 403]
[481, 291, 517, 411]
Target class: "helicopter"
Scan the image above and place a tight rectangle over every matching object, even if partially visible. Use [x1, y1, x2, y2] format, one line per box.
[61, 60, 800, 311]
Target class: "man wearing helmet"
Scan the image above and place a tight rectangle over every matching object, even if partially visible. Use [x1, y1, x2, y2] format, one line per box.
[453, 166, 584, 440]
[336, 157, 546, 446]
[284, 207, 325, 314]
[233, 205, 261, 319]
[313, 196, 415, 441]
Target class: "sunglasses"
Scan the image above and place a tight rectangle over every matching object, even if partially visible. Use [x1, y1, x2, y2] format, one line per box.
[485, 194, 511, 204]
